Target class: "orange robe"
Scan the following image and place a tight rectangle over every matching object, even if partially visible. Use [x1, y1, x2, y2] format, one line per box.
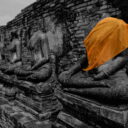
[83, 17, 128, 71]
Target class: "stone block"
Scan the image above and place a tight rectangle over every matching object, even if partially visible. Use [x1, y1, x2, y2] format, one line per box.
[100, 106, 128, 125]
[52, 122, 67, 128]
[24, 120, 52, 128]
[57, 111, 91, 128]
[56, 90, 128, 128]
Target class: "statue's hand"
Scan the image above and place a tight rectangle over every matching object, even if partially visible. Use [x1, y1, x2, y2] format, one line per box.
[59, 71, 72, 83]
[93, 71, 109, 80]
[26, 66, 32, 71]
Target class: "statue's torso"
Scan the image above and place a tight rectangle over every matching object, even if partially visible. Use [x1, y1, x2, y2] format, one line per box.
[30, 31, 50, 70]
[47, 28, 63, 57]
[33, 41, 42, 63]
[9, 39, 20, 64]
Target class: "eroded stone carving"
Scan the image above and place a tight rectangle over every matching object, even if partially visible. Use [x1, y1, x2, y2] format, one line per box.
[0, 32, 22, 75]
[59, 16, 128, 106]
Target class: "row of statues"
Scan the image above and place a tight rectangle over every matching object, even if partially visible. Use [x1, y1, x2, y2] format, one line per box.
[0, 14, 128, 106]
[0, 17, 63, 84]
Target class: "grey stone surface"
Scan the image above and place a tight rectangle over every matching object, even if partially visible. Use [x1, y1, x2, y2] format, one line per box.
[56, 90, 128, 128]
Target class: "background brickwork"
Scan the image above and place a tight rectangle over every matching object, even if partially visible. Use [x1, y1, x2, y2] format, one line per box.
[0, 0, 121, 72]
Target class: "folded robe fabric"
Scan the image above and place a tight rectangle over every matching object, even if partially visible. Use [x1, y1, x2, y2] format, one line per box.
[83, 17, 128, 71]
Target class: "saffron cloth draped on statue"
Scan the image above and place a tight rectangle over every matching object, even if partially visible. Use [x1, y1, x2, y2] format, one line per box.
[83, 17, 128, 71]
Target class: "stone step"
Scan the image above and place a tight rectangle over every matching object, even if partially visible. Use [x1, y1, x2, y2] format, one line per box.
[52, 122, 67, 128]
[0, 97, 52, 128]
[56, 90, 128, 128]
[57, 111, 92, 128]
[16, 93, 62, 113]
[14, 100, 61, 120]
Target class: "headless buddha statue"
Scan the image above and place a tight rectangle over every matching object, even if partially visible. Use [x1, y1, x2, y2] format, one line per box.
[59, 16, 128, 105]
[0, 32, 22, 97]
[15, 18, 63, 84]
[0, 32, 22, 75]
[15, 30, 51, 82]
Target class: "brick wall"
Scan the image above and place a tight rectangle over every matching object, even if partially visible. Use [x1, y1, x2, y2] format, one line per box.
[0, 0, 121, 73]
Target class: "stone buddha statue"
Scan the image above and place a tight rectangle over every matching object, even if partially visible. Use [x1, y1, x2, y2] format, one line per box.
[15, 17, 64, 84]
[0, 32, 23, 98]
[0, 31, 22, 75]
[58, 16, 128, 105]
[15, 29, 52, 82]
[59, 49, 128, 104]
[12, 17, 64, 115]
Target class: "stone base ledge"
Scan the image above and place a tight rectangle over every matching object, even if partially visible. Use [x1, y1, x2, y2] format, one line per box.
[14, 100, 61, 120]
[57, 111, 92, 128]
[0, 97, 52, 128]
[56, 90, 128, 128]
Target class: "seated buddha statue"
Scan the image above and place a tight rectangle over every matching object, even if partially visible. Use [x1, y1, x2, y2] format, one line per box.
[0, 32, 22, 75]
[15, 17, 64, 85]
[15, 29, 52, 82]
[0, 32, 23, 98]
[58, 16, 128, 105]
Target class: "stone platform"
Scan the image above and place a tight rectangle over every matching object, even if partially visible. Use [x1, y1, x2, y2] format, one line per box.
[0, 75, 62, 120]
[0, 97, 52, 128]
[56, 90, 128, 128]
[15, 93, 62, 120]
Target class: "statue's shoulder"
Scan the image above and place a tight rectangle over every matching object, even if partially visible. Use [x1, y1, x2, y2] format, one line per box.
[15, 39, 20, 45]
[37, 30, 46, 37]
[32, 30, 45, 39]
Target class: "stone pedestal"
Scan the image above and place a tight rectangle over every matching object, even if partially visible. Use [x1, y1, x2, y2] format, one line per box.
[56, 90, 128, 128]
[15, 93, 62, 120]
[0, 97, 52, 128]
[0, 74, 62, 121]
[0, 74, 18, 100]
[14, 82, 62, 120]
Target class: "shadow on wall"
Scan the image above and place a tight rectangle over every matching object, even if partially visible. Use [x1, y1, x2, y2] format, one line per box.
[107, 0, 128, 22]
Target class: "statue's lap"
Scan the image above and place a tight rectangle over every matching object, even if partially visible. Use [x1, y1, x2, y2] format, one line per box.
[63, 68, 128, 105]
